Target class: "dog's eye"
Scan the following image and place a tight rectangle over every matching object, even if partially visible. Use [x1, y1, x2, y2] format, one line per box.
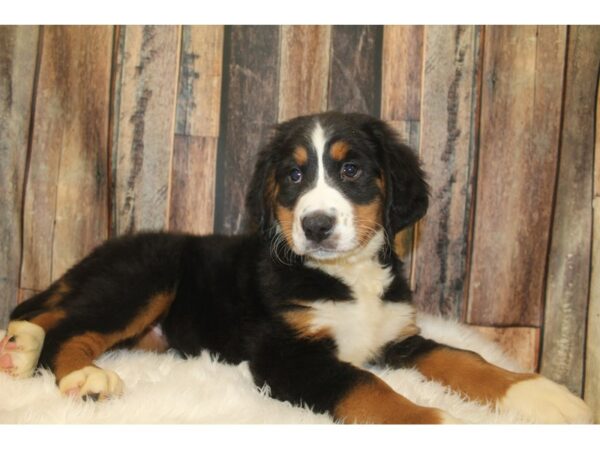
[341, 163, 361, 180]
[289, 168, 303, 183]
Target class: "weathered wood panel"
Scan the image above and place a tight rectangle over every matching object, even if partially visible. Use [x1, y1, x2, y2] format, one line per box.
[169, 26, 224, 235]
[21, 26, 112, 290]
[411, 26, 481, 319]
[0, 26, 39, 326]
[112, 25, 181, 235]
[175, 25, 223, 138]
[381, 26, 424, 275]
[467, 26, 567, 326]
[327, 25, 382, 116]
[585, 34, 600, 420]
[540, 26, 600, 396]
[278, 26, 330, 121]
[473, 326, 540, 372]
[214, 26, 280, 235]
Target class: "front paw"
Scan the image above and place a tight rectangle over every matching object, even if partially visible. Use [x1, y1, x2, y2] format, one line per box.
[0, 321, 45, 378]
[500, 376, 593, 424]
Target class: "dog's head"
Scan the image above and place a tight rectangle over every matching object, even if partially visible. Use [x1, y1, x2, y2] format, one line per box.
[246, 112, 428, 261]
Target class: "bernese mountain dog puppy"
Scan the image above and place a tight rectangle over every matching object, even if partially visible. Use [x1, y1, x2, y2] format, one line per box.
[0, 112, 592, 423]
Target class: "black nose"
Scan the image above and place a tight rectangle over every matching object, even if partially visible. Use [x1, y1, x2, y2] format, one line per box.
[301, 213, 336, 243]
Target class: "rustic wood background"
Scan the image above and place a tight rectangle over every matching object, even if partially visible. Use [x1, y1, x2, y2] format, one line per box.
[0, 25, 599, 418]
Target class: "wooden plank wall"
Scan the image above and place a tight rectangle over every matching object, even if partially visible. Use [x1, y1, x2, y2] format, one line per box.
[0, 25, 598, 417]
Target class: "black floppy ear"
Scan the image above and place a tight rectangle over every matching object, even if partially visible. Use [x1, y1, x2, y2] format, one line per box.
[367, 119, 429, 236]
[245, 144, 276, 237]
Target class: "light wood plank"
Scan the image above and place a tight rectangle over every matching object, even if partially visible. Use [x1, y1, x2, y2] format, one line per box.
[169, 136, 218, 235]
[175, 25, 224, 138]
[411, 26, 481, 319]
[467, 26, 567, 326]
[585, 27, 600, 422]
[473, 326, 540, 373]
[112, 25, 181, 235]
[214, 26, 280, 235]
[327, 25, 383, 116]
[169, 26, 224, 235]
[21, 26, 112, 290]
[0, 26, 39, 326]
[540, 26, 600, 397]
[381, 26, 424, 283]
[278, 25, 331, 121]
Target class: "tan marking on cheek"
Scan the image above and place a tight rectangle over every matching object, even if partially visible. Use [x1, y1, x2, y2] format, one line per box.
[293, 146, 308, 166]
[335, 376, 445, 424]
[330, 141, 350, 161]
[282, 308, 332, 341]
[53, 292, 174, 381]
[414, 347, 535, 404]
[353, 198, 383, 245]
[275, 205, 295, 248]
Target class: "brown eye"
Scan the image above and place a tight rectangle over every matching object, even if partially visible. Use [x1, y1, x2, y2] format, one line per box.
[289, 167, 302, 183]
[341, 163, 361, 180]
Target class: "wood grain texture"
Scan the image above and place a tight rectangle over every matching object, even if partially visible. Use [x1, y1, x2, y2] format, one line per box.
[169, 26, 224, 235]
[411, 26, 481, 319]
[214, 26, 280, 235]
[381, 26, 424, 283]
[112, 26, 181, 235]
[0, 26, 39, 327]
[585, 30, 600, 420]
[175, 26, 224, 138]
[327, 25, 382, 116]
[472, 326, 540, 373]
[467, 26, 567, 326]
[278, 25, 330, 121]
[21, 26, 112, 290]
[540, 26, 600, 397]
[169, 136, 218, 235]
[18, 288, 40, 304]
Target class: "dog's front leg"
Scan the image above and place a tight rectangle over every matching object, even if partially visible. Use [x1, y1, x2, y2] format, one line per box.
[248, 325, 459, 424]
[380, 335, 593, 423]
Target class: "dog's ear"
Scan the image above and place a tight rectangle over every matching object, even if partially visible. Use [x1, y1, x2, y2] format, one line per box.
[245, 144, 277, 237]
[366, 119, 429, 236]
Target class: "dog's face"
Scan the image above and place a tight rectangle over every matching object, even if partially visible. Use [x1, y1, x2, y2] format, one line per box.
[247, 112, 429, 260]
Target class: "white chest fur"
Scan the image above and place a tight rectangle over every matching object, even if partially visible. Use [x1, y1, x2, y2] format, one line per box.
[305, 234, 418, 366]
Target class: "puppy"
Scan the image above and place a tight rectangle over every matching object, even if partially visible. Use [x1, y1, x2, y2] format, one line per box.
[0, 112, 592, 423]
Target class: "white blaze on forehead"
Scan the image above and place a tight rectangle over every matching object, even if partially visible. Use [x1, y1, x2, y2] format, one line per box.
[291, 121, 357, 256]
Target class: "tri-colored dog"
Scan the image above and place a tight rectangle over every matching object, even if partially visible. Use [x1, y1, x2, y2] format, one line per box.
[0, 112, 591, 423]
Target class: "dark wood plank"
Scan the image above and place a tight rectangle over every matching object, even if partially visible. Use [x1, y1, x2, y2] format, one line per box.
[411, 26, 482, 319]
[381, 26, 424, 281]
[0, 26, 39, 326]
[169, 26, 224, 235]
[112, 26, 181, 235]
[473, 326, 540, 372]
[540, 26, 600, 397]
[327, 25, 382, 116]
[587, 52, 600, 419]
[21, 26, 112, 290]
[278, 25, 330, 121]
[466, 26, 567, 326]
[214, 26, 280, 235]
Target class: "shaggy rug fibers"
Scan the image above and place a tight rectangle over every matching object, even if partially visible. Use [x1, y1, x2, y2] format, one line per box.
[0, 314, 532, 424]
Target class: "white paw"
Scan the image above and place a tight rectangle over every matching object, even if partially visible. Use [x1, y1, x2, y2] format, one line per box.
[58, 365, 124, 401]
[500, 376, 593, 424]
[0, 321, 45, 378]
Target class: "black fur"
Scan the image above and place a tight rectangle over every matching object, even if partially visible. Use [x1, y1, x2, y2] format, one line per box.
[10, 112, 434, 419]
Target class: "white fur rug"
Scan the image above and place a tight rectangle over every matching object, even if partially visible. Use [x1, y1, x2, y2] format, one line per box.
[0, 314, 532, 424]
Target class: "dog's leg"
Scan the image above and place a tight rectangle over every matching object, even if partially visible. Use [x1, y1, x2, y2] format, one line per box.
[0, 284, 70, 378]
[380, 335, 593, 423]
[249, 325, 460, 424]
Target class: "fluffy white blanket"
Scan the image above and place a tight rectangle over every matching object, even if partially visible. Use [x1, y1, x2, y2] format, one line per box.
[0, 314, 531, 424]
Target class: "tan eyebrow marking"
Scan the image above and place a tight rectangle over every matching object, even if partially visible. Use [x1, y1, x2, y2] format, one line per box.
[293, 146, 308, 165]
[330, 141, 350, 161]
